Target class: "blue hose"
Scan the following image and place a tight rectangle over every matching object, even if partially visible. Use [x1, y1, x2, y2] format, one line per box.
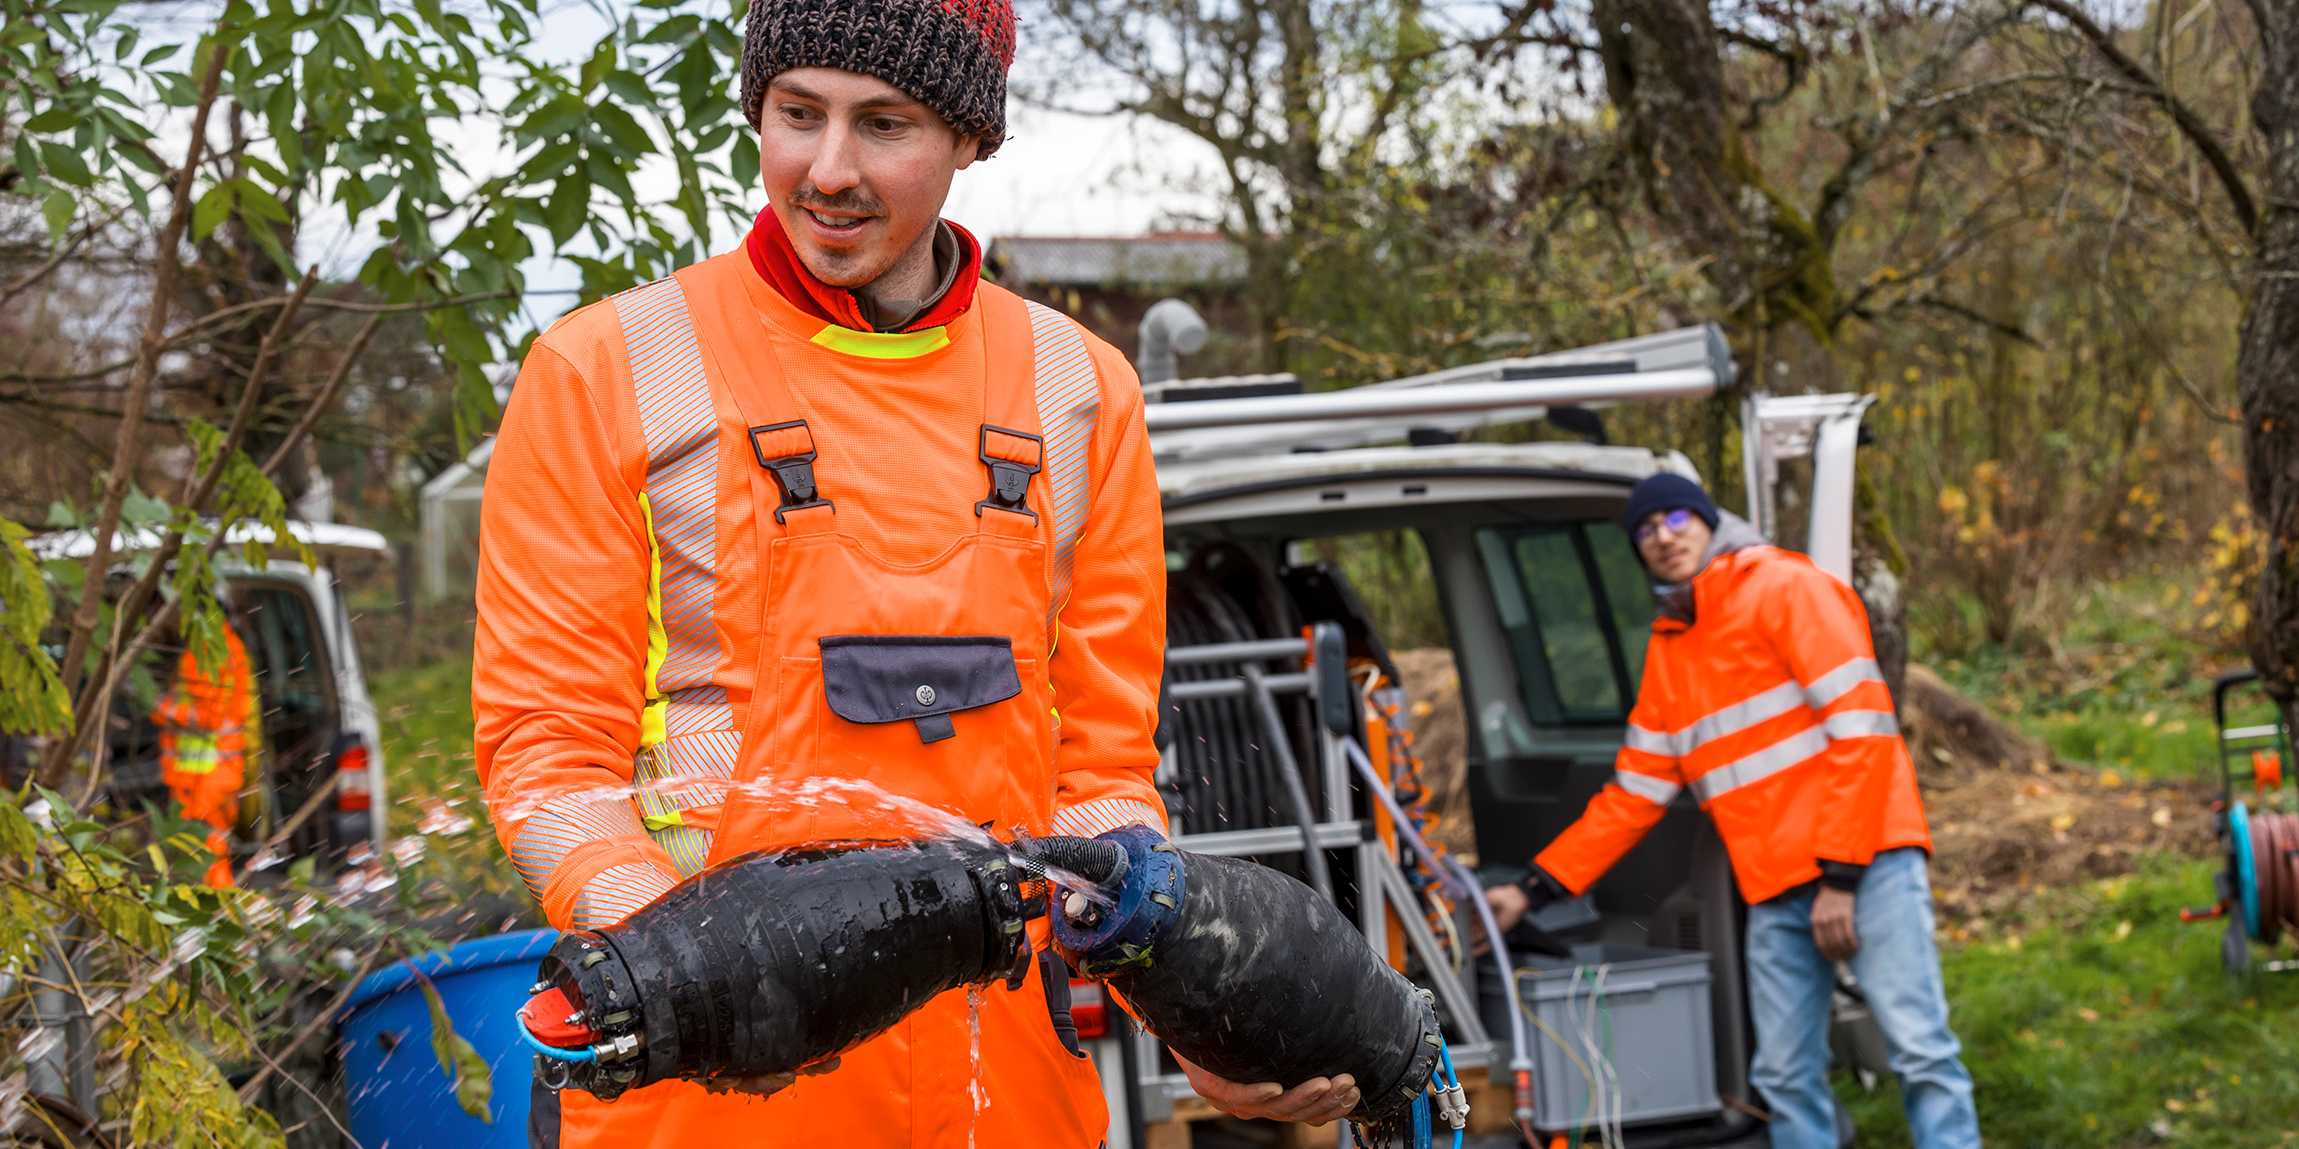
[519, 1024, 597, 1063]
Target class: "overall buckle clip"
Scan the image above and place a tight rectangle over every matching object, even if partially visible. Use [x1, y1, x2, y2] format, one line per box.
[748, 420, 833, 523]
[977, 425, 1042, 521]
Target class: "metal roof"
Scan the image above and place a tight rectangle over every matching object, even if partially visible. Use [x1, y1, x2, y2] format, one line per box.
[32, 520, 390, 561]
[1144, 325, 1731, 466]
[988, 233, 1248, 288]
[1155, 442, 1697, 503]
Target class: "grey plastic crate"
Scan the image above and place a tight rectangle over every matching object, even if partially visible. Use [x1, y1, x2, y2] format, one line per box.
[1516, 944, 1720, 1132]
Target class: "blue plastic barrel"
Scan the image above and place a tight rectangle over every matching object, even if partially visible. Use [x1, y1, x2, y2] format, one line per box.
[339, 928, 558, 1147]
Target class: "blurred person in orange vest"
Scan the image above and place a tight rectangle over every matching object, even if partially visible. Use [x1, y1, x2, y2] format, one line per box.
[153, 600, 258, 890]
[471, 0, 1356, 1143]
[1485, 474, 1979, 1149]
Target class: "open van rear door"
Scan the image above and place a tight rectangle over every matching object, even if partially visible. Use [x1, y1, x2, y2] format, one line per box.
[1740, 392, 1876, 582]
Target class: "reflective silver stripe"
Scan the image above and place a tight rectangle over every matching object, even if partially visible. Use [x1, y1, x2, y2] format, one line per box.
[1823, 709, 1900, 740]
[1623, 724, 1679, 758]
[1680, 680, 1807, 755]
[1026, 301, 1100, 630]
[508, 792, 652, 901]
[621, 278, 726, 699]
[1613, 770, 1681, 805]
[1051, 798, 1164, 838]
[1803, 657, 1884, 710]
[1688, 727, 1830, 803]
[571, 862, 680, 930]
[634, 689, 739, 877]
[614, 277, 741, 871]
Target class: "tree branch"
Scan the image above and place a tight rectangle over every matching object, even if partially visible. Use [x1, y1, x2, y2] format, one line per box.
[46, 32, 235, 781]
[2024, 0, 2259, 233]
[0, 202, 135, 310]
[44, 312, 387, 783]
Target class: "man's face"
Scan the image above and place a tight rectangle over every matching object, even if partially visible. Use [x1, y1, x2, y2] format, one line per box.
[1634, 508, 1712, 584]
[757, 68, 979, 288]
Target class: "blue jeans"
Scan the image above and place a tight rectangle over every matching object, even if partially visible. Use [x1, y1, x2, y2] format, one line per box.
[1745, 847, 1980, 1149]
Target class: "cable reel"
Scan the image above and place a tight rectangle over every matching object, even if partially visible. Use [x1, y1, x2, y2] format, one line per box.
[2181, 671, 2299, 974]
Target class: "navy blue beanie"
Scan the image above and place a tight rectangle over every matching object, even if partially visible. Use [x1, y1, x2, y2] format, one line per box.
[1621, 473, 1719, 534]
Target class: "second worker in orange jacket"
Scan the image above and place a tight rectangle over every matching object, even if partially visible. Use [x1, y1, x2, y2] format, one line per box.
[472, 0, 1359, 1144]
[1485, 473, 1980, 1149]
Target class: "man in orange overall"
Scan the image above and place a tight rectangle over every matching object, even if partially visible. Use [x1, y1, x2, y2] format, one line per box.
[153, 615, 257, 889]
[472, 0, 1355, 1142]
[1485, 474, 1979, 1147]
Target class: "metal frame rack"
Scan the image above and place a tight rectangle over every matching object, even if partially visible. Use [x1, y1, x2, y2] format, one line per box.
[1126, 624, 1497, 1123]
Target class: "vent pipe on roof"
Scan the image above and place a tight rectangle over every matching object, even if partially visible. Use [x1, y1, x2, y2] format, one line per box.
[1137, 298, 1208, 385]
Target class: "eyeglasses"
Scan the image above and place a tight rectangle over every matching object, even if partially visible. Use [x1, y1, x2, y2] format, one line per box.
[1633, 508, 1698, 546]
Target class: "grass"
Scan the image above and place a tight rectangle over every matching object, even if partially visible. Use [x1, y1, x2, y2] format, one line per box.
[1921, 577, 2283, 784]
[371, 652, 528, 907]
[1838, 854, 2299, 1148]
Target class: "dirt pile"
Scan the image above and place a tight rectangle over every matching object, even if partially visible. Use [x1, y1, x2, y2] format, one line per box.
[1901, 664, 2214, 928]
[1384, 651, 2215, 926]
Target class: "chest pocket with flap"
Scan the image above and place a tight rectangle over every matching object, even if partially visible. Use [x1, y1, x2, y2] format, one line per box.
[819, 636, 1024, 745]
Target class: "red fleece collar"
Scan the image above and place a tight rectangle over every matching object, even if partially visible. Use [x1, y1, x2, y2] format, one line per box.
[743, 206, 982, 333]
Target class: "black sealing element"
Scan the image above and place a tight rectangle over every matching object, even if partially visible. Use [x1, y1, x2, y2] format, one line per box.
[533, 837, 1042, 1100]
[1039, 827, 1444, 1142]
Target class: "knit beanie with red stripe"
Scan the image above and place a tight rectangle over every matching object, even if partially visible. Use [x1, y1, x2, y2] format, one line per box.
[740, 0, 1017, 159]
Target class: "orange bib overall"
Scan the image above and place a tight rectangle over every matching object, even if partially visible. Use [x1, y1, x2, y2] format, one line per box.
[545, 265, 1110, 1148]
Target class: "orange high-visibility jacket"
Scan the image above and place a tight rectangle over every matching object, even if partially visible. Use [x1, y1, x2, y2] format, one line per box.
[1535, 536, 1931, 905]
[473, 246, 1167, 1147]
[153, 625, 256, 888]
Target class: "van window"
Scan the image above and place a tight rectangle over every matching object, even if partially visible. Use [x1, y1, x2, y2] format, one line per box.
[1474, 522, 1654, 725]
[240, 585, 334, 716]
[1284, 530, 1445, 650]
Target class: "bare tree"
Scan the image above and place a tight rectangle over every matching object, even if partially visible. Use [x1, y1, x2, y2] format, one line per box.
[1021, 0, 1584, 366]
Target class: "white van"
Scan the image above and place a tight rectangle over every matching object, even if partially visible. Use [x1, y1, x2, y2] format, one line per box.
[26, 520, 393, 867]
[1088, 326, 1873, 1148]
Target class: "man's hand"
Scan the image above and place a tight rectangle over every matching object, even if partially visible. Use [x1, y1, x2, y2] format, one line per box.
[1485, 882, 1531, 933]
[697, 1056, 841, 1100]
[1812, 887, 1860, 961]
[1176, 1052, 1358, 1126]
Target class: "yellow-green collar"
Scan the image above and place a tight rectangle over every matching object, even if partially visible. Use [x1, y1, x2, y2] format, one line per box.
[808, 324, 953, 360]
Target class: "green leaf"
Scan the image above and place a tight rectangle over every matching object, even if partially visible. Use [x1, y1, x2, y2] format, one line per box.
[235, 178, 289, 223]
[44, 502, 78, 529]
[242, 215, 295, 276]
[114, 27, 139, 62]
[731, 132, 759, 185]
[603, 70, 653, 107]
[637, 13, 700, 45]
[152, 70, 197, 107]
[191, 182, 234, 242]
[23, 108, 76, 133]
[580, 38, 615, 95]
[542, 163, 590, 246]
[119, 488, 170, 529]
[523, 95, 589, 145]
[586, 149, 634, 202]
[37, 142, 93, 188]
[420, 976, 495, 1122]
[0, 798, 39, 861]
[41, 189, 76, 241]
[590, 102, 652, 157]
[675, 149, 706, 239]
